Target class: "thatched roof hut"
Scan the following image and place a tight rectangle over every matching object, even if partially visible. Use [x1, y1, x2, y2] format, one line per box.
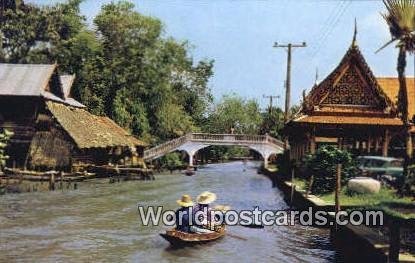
[0, 63, 146, 171]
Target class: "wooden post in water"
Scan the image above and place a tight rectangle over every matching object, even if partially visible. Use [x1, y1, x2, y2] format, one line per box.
[334, 163, 342, 231]
[306, 174, 314, 198]
[389, 222, 400, 262]
[49, 172, 55, 191]
[59, 171, 64, 190]
[290, 168, 295, 209]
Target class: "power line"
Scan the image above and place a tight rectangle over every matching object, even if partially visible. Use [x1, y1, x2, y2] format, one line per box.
[263, 94, 280, 113]
[306, 1, 347, 59]
[274, 42, 307, 123]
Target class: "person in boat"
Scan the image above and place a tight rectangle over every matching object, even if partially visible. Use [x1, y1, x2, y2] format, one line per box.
[192, 191, 217, 233]
[175, 194, 194, 233]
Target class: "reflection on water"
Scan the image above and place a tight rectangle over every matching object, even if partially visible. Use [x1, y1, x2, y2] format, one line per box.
[0, 162, 337, 262]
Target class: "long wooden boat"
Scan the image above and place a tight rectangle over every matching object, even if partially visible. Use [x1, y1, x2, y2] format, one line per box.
[160, 226, 226, 246]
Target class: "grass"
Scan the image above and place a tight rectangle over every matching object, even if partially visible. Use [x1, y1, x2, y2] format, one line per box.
[319, 187, 415, 219]
[267, 164, 278, 173]
[292, 178, 307, 190]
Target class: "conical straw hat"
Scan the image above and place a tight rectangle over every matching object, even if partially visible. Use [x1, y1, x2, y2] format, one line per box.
[177, 194, 194, 207]
[197, 191, 217, 205]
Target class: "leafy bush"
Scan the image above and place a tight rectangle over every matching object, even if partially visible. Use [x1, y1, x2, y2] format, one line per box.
[305, 145, 358, 194]
[0, 129, 13, 171]
[161, 152, 183, 170]
[406, 165, 415, 196]
[275, 151, 295, 180]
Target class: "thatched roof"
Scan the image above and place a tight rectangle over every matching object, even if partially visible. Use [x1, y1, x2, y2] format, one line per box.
[46, 101, 146, 149]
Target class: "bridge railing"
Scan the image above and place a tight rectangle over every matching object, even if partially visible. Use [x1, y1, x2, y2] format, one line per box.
[143, 134, 188, 160]
[265, 134, 285, 148]
[190, 133, 267, 143]
[144, 133, 285, 160]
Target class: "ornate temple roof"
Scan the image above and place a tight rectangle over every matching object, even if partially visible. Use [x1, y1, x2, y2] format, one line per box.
[304, 44, 394, 114]
[290, 28, 414, 127]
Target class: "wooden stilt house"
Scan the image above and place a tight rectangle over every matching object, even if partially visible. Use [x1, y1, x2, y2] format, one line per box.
[0, 63, 146, 171]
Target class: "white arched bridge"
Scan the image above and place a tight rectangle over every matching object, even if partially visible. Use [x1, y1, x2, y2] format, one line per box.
[143, 133, 285, 168]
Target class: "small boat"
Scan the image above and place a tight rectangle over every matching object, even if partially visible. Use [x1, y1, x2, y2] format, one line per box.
[160, 226, 226, 246]
[184, 169, 195, 176]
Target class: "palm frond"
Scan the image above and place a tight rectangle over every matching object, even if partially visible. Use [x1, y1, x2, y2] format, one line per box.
[375, 37, 397, 53]
[382, 0, 415, 52]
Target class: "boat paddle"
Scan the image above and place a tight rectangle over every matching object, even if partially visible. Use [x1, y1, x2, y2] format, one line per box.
[227, 232, 248, 241]
[239, 223, 264, 229]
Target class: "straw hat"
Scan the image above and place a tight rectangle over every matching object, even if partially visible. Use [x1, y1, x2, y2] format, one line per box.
[177, 194, 194, 207]
[213, 205, 231, 211]
[196, 191, 217, 205]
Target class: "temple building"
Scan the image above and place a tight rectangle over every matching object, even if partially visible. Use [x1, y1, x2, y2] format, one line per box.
[0, 63, 146, 171]
[285, 30, 414, 160]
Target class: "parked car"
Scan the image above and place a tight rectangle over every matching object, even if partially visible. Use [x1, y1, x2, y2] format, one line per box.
[356, 156, 403, 187]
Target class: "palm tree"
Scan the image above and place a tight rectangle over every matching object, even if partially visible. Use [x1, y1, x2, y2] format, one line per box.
[380, 0, 415, 194]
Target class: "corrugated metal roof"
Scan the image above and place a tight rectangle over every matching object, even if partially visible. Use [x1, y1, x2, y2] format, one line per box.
[0, 63, 57, 96]
[60, 74, 75, 99]
[0, 63, 85, 108]
[42, 91, 85, 108]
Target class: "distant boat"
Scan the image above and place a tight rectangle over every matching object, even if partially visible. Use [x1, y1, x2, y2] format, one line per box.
[184, 170, 195, 176]
[160, 226, 226, 246]
[184, 168, 195, 176]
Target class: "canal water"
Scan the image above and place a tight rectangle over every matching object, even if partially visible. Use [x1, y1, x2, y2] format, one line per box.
[0, 161, 338, 262]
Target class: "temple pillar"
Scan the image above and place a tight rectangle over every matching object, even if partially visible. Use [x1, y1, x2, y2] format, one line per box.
[338, 137, 343, 150]
[382, 129, 390, 157]
[367, 136, 371, 154]
[375, 137, 380, 153]
[310, 135, 316, 154]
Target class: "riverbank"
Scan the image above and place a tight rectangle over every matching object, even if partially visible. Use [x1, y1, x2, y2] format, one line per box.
[0, 166, 154, 195]
[261, 168, 415, 262]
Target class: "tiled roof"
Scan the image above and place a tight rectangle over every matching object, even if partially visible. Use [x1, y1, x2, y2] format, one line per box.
[293, 115, 402, 126]
[292, 43, 415, 128]
[46, 101, 146, 149]
[377, 77, 415, 118]
[306, 45, 393, 110]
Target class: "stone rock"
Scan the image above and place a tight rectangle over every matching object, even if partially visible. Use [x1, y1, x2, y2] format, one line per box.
[347, 177, 381, 194]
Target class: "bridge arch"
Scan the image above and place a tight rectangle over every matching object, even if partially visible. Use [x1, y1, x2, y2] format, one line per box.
[144, 133, 284, 168]
[177, 143, 278, 168]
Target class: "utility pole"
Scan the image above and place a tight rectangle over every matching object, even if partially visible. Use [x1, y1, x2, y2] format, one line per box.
[263, 94, 280, 114]
[273, 42, 306, 123]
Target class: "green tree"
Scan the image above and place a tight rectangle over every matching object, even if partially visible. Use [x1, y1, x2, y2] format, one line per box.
[160, 152, 183, 170]
[1, 0, 214, 144]
[381, 0, 415, 194]
[259, 106, 284, 139]
[91, 1, 213, 142]
[0, 0, 85, 64]
[206, 94, 263, 134]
